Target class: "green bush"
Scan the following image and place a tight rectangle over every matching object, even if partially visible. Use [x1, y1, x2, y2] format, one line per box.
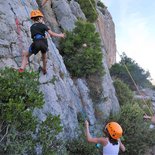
[0, 68, 62, 155]
[86, 73, 104, 104]
[114, 103, 155, 155]
[60, 20, 103, 77]
[66, 137, 100, 155]
[113, 79, 134, 106]
[66, 122, 100, 155]
[97, 1, 106, 8]
[110, 53, 152, 90]
[77, 0, 98, 22]
[135, 99, 153, 116]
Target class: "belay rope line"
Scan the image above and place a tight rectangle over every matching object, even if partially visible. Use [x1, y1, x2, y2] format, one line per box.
[116, 50, 153, 116]
[87, 0, 153, 116]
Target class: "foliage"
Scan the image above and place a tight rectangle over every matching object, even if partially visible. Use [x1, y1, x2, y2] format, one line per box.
[97, 0, 106, 8]
[66, 137, 100, 155]
[0, 68, 62, 155]
[77, 0, 98, 22]
[60, 20, 103, 77]
[114, 103, 155, 155]
[110, 53, 152, 90]
[113, 79, 134, 106]
[66, 123, 99, 155]
[35, 114, 62, 155]
[86, 73, 104, 104]
[135, 99, 153, 116]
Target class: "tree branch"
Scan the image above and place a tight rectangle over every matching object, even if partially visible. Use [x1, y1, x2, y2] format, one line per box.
[0, 125, 10, 143]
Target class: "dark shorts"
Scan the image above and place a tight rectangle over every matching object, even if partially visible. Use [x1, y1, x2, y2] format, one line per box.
[29, 39, 48, 55]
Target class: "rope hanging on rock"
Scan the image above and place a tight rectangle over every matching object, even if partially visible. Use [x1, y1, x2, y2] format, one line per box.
[116, 50, 153, 116]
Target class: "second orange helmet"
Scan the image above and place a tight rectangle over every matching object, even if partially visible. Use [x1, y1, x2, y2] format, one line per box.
[106, 122, 123, 140]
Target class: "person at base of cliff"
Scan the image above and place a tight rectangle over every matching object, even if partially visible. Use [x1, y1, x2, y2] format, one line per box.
[18, 10, 65, 74]
[143, 114, 155, 124]
[85, 120, 126, 155]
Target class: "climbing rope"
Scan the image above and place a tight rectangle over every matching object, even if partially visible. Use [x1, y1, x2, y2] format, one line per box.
[117, 50, 153, 115]
[20, 0, 30, 18]
[31, 0, 38, 9]
[88, 0, 98, 15]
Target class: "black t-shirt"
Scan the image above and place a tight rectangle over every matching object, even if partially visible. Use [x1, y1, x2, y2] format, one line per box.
[30, 23, 50, 39]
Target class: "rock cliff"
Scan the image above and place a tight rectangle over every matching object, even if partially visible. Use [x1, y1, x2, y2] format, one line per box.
[0, 0, 119, 139]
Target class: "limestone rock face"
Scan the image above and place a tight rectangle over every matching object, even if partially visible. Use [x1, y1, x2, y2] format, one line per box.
[0, 0, 119, 139]
[97, 7, 117, 67]
[69, 0, 86, 20]
[52, 0, 77, 31]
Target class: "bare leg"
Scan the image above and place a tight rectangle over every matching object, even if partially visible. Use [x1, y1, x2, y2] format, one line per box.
[20, 50, 31, 69]
[42, 53, 47, 74]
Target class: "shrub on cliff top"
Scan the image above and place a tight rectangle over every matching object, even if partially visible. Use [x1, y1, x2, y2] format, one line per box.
[97, 0, 106, 8]
[113, 79, 134, 106]
[77, 0, 98, 22]
[60, 20, 103, 77]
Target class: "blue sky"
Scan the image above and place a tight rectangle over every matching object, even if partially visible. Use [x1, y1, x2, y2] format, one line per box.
[102, 0, 155, 84]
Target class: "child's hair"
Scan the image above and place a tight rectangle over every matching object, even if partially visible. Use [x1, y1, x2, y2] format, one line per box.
[104, 128, 118, 145]
[31, 16, 42, 22]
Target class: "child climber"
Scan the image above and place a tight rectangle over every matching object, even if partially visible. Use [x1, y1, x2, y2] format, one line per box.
[18, 10, 65, 74]
[85, 120, 125, 155]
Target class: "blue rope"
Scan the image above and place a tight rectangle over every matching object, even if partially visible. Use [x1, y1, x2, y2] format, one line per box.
[31, 0, 38, 10]
[20, 0, 30, 18]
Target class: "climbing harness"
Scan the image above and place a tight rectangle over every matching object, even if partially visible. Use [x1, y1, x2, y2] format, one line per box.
[33, 34, 45, 40]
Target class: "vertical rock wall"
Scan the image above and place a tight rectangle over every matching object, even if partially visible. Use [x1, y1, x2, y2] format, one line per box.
[97, 6, 117, 67]
[0, 0, 119, 139]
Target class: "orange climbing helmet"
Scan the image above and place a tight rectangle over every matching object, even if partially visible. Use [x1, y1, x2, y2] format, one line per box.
[105, 122, 123, 140]
[30, 10, 43, 19]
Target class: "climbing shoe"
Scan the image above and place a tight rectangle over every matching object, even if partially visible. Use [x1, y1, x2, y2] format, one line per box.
[18, 68, 24, 73]
[38, 66, 47, 75]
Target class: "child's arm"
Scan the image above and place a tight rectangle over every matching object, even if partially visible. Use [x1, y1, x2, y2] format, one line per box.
[143, 115, 152, 119]
[85, 120, 106, 145]
[119, 140, 126, 152]
[42, 0, 48, 7]
[48, 30, 65, 38]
